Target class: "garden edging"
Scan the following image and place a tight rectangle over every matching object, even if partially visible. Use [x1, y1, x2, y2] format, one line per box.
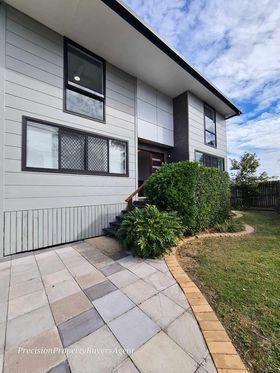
[165, 223, 255, 373]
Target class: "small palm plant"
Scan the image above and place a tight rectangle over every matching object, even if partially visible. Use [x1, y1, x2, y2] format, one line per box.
[117, 205, 184, 258]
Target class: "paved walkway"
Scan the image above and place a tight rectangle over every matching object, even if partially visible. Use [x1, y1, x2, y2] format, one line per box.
[0, 237, 216, 373]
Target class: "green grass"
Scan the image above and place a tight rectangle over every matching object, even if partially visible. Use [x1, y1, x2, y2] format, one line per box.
[177, 211, 280, 373]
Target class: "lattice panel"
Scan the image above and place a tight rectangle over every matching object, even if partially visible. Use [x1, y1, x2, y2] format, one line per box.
[61, 132, 85, 170]
[88, 136, 108, 172]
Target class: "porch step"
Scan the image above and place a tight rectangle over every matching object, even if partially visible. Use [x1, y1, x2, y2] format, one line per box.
[110, 221, 121, 229]
[115, 215, 125, 222]
[103, 199, 149, 237]
[132, 199, 148, 208]
[103, 227, 117, 237]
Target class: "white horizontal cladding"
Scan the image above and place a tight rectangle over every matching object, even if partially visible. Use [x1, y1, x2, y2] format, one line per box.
[188, 91, 227, 168]
[137, 80, 174, 147]
[3, 203, 126, 255]
[2, 4, 138, 238]
[5, 185, 135, 199]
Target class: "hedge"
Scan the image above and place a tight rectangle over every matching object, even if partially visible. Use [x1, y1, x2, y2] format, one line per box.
[144, 161, 231, 234]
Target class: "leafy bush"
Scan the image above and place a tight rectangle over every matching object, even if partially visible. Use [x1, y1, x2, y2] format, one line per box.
[117, 205, 184, 258]
[144, 161, 231, 234]
[214, 219, 245, 233]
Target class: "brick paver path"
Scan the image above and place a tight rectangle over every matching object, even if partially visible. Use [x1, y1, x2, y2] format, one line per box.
[0, 237, 216, 373]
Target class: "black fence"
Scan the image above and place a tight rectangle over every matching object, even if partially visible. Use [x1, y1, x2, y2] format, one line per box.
[231, 180, 280, 210]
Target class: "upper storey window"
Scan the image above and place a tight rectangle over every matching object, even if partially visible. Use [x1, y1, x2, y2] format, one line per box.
[64, 39, 105, 121]
[204, 104, 216, 147]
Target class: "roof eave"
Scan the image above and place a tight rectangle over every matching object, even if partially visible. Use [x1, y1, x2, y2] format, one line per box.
[102, 0, 242, 117]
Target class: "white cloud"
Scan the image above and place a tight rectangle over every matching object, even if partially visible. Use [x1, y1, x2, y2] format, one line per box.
[228, 114, 280, 153]
[124, 0, 280, 177]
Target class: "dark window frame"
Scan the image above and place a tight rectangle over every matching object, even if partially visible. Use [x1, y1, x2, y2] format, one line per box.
[204, 103, 217, 148]
[63, 37, 106, 123]
[22, 116, 129, 177]
[194, 150, 224, 171]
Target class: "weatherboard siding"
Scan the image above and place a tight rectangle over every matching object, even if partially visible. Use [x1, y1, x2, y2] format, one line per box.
[1, 5, 137, 255]
[0, 5, 5, 257]
[188, 92, 227, 169]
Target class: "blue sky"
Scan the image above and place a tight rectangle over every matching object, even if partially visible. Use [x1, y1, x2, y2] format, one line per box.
[124, 0, 280, 177]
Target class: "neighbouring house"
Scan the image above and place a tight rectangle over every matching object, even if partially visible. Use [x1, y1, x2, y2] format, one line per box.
[0, 0, 241, 257]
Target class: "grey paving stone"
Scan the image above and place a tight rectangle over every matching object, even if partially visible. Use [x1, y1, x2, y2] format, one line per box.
[162, 283, 190, 309]
[116, 256, 143, 268]
[8, 289, 48, 320]
[48, 360, 71, 373]
[6, 305, 54, 351]
[9, 277, 44, 300]
[89, 256, 114, 269]
[0, 261, 10, 270]
[101, 262, 124, 276]
[108, 307, 160, 353]
[10, 268, 41, 286]
[113, 358, 139, 372]
[129, 262, 157, 278]
[139, 293, 185, 329]
[58, 308, 104, 347]
[131, 331, 198, 373]
[0, 302, 7, 324]
[143, 270, 176, 291]
[36, 255, 65, 276]
[86, 236, 124, 257]
[93, 290, 134, 323]
[46, 278, 81, 304]
[122, 279, 157, 305]
[166, 312, 208, 364]
[67, 325, 126, 373]
[0, 276, 10, 303]
[42, 270, 72, 288]
[109, 251, 130, 261]
[145, 259, 169, 273]
[83, 280, 117, 301]
[198, 353, 217, 373]
[0, 256, 11, 263]
[4, 327, 65, 373]
[0, 322, 5, 354]
[108, 270, 138, 288]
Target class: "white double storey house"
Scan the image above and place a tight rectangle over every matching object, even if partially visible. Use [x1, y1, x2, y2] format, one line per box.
[0, 0, 241, 256]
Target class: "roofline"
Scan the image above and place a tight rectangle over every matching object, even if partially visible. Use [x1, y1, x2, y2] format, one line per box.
[101, 0, 242, 117]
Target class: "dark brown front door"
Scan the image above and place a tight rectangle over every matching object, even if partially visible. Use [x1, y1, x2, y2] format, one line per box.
[150, 152, 164, 174]
[138, 150, 164, 188]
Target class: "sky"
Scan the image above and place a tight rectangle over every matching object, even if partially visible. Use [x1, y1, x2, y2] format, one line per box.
[123, 0, 280, 177]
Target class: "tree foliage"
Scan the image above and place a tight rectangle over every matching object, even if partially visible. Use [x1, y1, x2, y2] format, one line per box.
[230, 152, 276, 208]
[230, 152, 274, 186]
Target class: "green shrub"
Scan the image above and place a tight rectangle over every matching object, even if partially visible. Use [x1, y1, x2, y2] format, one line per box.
[144, 161, 231, 234]
[117, 205, 184, 258]
[214, 219, 245, 233]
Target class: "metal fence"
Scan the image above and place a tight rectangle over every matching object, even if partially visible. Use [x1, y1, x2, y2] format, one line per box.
[231, 180, 280, 210]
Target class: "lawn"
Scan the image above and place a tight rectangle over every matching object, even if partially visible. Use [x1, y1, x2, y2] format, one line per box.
[176, 211, 280, 373]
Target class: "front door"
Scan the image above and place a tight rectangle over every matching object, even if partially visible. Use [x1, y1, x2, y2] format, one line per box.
[150, 152, 164, 174]
[138, 150, 164, 188]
